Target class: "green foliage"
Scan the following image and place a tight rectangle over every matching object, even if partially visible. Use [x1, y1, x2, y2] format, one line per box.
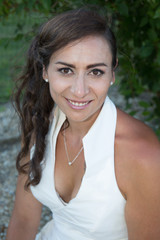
[109, 0, 160, 136]
[0, 0, 159, 136]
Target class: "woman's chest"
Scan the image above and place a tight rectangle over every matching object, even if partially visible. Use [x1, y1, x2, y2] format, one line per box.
[54, 131, 86, 204]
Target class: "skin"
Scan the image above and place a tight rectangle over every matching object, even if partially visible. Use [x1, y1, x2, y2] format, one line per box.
[43, 36, 115, 136]
[115, 110, 160, 239]
[43, 36, 115, 203]
[6, 35, 160, 240]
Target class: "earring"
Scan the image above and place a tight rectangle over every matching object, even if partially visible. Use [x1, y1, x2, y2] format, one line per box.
[44, 79, 48, 82]
[110, 81, 113, 86]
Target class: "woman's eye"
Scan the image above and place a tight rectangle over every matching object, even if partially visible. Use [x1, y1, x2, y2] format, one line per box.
[90, 69, 104, 76]
[58, 68, 73, 74]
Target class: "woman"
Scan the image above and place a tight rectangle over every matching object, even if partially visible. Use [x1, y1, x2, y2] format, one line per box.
[6, 8, 160, 240]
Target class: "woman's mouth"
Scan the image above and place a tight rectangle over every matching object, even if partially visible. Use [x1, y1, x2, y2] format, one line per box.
[68, 99, 89, 106]
[66, 98, 91, 109]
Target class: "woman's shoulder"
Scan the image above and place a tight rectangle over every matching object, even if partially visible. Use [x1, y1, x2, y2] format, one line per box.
[115, 108, 160, 197]
[115, 107, 159, 149]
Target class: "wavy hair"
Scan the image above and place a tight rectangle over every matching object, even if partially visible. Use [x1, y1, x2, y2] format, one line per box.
[14, 8, 117, 189]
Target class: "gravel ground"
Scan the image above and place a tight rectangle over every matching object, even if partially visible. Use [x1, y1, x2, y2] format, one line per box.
[0, 103, 52, 239]
[0, 86, 158, 239]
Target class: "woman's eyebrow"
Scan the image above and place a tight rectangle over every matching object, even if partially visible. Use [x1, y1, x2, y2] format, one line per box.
[86, 63, 108, 69]
[55, 61, 108, 69]
[55, 61, 75, 68]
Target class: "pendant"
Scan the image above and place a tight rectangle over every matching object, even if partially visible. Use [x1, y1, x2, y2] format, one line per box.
[68, 162, 72, 166]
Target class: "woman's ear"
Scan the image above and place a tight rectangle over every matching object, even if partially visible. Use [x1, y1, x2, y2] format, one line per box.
[111, 72, 115, 85]
[42, 65, 48, 80]
[114, 58, 118, 71]
[111, 59, 118, 85]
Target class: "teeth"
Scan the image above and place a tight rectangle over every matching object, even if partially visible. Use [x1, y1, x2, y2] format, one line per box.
[68, 99, 89, 106]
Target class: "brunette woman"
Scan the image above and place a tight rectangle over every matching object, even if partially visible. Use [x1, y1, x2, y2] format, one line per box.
[6, 8, 160, 240]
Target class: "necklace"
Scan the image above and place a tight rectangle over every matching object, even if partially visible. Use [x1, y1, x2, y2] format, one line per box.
[63, 128, 84, 166]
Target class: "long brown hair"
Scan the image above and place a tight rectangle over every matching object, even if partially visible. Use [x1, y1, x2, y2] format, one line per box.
[14, 8, 117, 189]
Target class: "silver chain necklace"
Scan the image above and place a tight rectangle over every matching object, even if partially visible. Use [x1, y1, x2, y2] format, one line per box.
[63, 128, 84, 166]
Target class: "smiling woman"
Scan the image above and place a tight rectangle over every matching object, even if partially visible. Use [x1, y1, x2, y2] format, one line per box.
[6, 8, 160, 240]
[43, 35, 114, 124]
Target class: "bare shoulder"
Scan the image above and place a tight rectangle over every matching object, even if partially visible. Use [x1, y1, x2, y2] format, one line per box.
[115, 108, 160, 185]
[115, 108, 160, 239]
[115, 108, 160, 161]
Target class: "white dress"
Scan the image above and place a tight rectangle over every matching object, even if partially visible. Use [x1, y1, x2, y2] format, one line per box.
[30, 96, 128, 240]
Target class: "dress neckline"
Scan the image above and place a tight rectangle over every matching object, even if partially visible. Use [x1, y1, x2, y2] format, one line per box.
[50, 107, 87, 207]
[49, 96, 115, 207]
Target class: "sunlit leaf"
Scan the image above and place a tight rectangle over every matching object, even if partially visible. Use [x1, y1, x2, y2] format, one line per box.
[139, 101, 150, 108]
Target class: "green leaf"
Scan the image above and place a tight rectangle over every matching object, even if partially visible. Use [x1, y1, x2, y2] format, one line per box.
[129, 110, 138, 116]
[142, 110, 150, 116]
[14, 33, 23, 41]
[140, 17, 148, 27]
[140, 44, 153, 58]
[155, 128, 160, 140]
[139, 101, 150, 108]
[153, 7, 160, 19]
[16, 0, 23, 3]
[117, 2, 129, 17]
[148, 29, 158, 41]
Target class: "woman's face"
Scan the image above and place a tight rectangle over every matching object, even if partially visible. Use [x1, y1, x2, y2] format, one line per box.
[43, 35, 115, 125]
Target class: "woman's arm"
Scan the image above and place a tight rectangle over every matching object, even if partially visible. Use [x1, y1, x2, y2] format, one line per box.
[6, 167, 42, 240]
[125, 139, 160, 239]
[116, 109, 160, 239]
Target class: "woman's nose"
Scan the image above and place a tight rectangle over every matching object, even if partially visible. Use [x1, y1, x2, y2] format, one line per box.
[70, 74, 89, 98]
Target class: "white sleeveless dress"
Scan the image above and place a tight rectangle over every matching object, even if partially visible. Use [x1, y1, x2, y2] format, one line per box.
[30, 96, 128, 240]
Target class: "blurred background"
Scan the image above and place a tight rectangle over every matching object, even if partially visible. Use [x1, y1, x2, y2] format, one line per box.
[0, 0, 160, 238]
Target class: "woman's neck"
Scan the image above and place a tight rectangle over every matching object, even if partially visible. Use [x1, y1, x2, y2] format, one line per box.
[66, 109, 101, 140]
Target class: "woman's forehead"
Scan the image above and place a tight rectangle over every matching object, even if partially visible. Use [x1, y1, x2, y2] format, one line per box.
[50, 36, 112, 65]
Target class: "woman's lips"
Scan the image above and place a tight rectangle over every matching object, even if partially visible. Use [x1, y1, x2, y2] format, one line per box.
[66, 98, 92, 109]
